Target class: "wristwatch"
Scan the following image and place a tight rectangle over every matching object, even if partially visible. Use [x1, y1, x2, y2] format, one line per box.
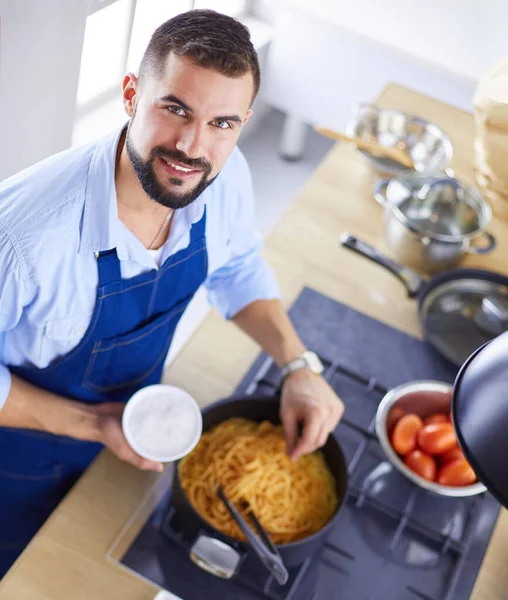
[280, 350, 324, 379]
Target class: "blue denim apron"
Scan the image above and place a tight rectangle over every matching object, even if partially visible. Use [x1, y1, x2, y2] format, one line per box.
[0, 209, 208, 577]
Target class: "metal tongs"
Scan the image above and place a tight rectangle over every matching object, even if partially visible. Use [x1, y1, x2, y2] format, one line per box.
[217, 486, 289, 585]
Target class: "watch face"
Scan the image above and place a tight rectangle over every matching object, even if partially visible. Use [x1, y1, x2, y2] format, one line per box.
[306, 352, 324, 374]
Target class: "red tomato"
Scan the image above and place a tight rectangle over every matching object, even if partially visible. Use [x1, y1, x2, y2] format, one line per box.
[390, 407, 406, 424]
[391, 414, 423, 455]
[423, 413, 448, 426]
[437, 459, 477, 486]
[404, 450, 437, 481]
[439, 446, 465, 465]
[417, 422, 457, 455]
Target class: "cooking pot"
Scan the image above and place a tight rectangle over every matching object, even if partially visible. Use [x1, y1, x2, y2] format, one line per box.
[374, 173, 496, 272]
[171, 395, 347, 580]
[340, 233, 508, 367]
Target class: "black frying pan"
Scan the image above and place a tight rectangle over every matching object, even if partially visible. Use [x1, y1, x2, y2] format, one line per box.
[341, 232, 508, 366]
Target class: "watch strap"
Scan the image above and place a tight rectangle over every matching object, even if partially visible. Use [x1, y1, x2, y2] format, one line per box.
[280, 356, 308, 378]
[280, 350, 323, 378]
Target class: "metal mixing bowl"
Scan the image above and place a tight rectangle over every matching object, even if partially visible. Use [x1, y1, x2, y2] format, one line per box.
[346, 103, 454, 175]
[375, 381, 486, 497]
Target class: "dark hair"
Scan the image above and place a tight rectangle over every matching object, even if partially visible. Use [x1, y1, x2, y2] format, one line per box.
[139, 9, 260, 105]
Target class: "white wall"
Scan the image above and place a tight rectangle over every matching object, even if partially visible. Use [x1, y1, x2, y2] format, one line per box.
[272, 0, 508, 82]
[0, 0, 87, 180]
[259, 5, 478, 134]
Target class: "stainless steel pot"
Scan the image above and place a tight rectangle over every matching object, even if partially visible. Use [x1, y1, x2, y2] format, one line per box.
[375, 173, 496, 272]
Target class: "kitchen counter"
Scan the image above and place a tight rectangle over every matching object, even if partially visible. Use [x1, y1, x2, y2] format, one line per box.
[2, 84, 508, 600]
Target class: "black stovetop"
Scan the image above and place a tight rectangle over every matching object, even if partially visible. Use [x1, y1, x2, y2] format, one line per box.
[119, 287, 500, 600]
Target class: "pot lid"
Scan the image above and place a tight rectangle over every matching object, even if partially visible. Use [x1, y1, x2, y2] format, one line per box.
[384, 174, 491, 241]
[419, 270, 508, 366]
[452, 330, 508, 507]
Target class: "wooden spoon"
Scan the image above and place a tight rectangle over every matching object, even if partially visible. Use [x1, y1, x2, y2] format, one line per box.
[315, 126, 414, 169]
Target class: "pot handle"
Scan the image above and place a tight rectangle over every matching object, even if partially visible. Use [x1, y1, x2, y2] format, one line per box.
[217, 486, 289, 585]
[190, 534, 242, 579]
[340, 232, 424, 298]
[373, 178, 391, 206]
[467, 231, 496, 255]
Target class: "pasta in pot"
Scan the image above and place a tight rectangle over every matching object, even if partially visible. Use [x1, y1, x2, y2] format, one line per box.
[178, 418, 338, 545]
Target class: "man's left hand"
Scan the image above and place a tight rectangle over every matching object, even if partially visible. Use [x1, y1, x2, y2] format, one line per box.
[280, 370, 344, 461]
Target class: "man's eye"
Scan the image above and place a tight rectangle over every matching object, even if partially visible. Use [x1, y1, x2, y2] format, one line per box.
[168, 105, 186, 116]
[213, 119, 231, 130]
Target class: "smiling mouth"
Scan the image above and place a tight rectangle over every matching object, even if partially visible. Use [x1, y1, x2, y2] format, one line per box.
[159, 156, 202, 178]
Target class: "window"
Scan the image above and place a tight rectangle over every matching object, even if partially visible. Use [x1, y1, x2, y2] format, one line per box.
[75, 0, 134, 110]
[193, 0, 248, 16]
[127, 0, 196, 73]
[72, 0, 249, 146]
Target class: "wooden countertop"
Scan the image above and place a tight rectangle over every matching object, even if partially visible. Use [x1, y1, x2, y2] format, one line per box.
[2, 83, 508, 600]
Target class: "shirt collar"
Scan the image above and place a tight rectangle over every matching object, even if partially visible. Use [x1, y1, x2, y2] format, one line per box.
[78, 125, 208, 262]
[78, 125, 125, 256]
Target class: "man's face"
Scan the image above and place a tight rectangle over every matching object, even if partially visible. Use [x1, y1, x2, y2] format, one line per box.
[122, 53, 253, 209]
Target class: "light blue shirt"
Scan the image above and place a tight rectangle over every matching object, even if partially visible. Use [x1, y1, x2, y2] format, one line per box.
[0, 127, 280, 409]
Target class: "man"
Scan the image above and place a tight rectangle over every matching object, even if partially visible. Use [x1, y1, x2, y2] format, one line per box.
[0, 9, 344, 576]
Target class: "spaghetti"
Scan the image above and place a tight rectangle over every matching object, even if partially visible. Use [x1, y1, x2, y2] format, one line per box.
[178, 418, 338, 544]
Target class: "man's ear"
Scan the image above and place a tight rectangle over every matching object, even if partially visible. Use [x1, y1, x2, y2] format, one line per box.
[122, 73, 139, 118]
[243, 109, 253, 126]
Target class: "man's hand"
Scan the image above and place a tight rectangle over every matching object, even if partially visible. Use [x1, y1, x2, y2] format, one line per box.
[280, 370, 344, 462]
[1, 376, 161, 472]
[94, 402, 164, 473]
[231, 298, 344, 459]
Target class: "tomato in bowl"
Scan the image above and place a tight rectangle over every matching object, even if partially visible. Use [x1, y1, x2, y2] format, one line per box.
[376, 381, 486, 497]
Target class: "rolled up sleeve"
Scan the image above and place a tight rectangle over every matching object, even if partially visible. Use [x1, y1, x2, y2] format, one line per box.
[206, 239, 280, 319]
[204, 149, 280, 319]
[0, 228, 32, 409]
[0, 366, 11, 410]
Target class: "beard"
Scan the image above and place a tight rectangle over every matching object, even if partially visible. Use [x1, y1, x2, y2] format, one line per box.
[125, 125, 217, 210]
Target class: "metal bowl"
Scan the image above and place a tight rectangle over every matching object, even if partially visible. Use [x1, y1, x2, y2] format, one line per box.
[375, 381, 486, 497]
[346, 103, 454, 175]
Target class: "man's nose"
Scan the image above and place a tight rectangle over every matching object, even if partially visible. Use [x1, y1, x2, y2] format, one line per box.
[175, 123, 206, 160]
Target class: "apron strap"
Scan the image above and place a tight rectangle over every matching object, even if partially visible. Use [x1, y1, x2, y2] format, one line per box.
[190, 206, 207, 243]
[96, 208, 206, 286]
[96, 249, 122, 286]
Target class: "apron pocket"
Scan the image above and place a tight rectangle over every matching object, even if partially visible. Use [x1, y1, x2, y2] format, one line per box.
[82, 304, 186, 393]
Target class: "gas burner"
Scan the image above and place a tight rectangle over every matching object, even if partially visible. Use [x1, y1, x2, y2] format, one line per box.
[118, 288, 500, 600]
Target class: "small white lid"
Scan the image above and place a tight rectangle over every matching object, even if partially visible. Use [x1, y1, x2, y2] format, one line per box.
[153, 591, 182, 600]
[122, 384, 202, 462]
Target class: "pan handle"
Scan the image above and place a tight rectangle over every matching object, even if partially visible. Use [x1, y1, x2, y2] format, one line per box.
[340, 232, 424, 298]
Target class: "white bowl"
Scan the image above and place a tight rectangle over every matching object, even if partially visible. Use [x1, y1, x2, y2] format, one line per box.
[122, 384, 202, 462]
